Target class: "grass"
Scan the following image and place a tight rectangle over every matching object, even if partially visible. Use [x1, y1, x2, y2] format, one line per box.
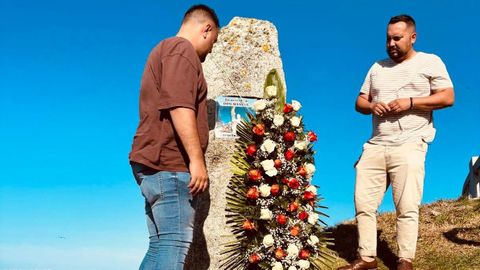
[328, 198, 480, 270]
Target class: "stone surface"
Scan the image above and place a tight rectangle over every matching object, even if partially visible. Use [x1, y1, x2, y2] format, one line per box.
[184, 17, 287, 270]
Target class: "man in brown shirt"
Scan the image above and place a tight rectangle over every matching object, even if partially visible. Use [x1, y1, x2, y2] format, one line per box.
[129, 5, 218, 270]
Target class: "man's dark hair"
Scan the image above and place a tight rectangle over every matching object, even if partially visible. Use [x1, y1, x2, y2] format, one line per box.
[183, 4, 220, 28]
[389, 14, 416, 28]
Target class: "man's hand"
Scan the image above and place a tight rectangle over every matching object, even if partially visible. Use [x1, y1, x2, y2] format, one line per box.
[188, 160, 209, 195]
[369, 102, 391, 116]
[388, 98, 411, 114]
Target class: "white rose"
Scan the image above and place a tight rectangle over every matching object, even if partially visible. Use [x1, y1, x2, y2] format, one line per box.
[263, 234, 274, 247]
[308, 212, 319, 225]
[298, 260, 310, 269]
[307, 235, 319, 246]
[292, 100, 302, 111]
[273, 115, 284, 127]
[260, 208, 273, 220]
[287, 244, 299, 258]
[305, 163, 316, 175]
[259, 184, 271, 197]
[288, 267, 297, 270]
[290, 116, 301, 127]
[261, 139, 276, 154]
[265, 85, 277, 98]
[261, 159, 275, 171]
[294, 140, 308, 151]
[265, 168, 278, 177]
[306, 185, 317, 195]
[272, 262, 284, 270]
[253, 99, 267, 112]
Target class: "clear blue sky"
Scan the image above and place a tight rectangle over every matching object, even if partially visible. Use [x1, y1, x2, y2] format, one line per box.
[1, 0, 478, 269]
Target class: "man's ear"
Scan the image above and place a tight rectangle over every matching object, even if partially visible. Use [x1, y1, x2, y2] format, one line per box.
[411, 32, 417, 44]
[203, 23, 213, 38]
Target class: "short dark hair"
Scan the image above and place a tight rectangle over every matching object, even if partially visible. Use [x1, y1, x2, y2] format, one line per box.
[183, 4, 220, 28]
[389, 14, 416, 28]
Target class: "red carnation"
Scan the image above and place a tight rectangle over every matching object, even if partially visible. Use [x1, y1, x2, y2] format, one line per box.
[299, 249, 311, 259]
[246, 187, 259, 200]
[307, 131, 317, 142]
[297, 166, 307, 177]
[249, 253, 260, 264]
[288, 178, 300, 189]
[285, 149, 295, 160]
[283, 131, 296, 142]
[246, 144, 257, 156]
[281, 178, 289, 184]
[252, 123, 265, 136]
[248, 169, 262, 182]
[283, 104, 294, 113]
[276, 214, 288, 225]
[298, 211, 309, 221]
[288, 201, 299, 212]
[242, 219, 255, 230]
[304, 191, 316, 200]
[270, 184, 280, 196]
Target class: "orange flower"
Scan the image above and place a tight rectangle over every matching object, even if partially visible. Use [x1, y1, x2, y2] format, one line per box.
[290, 225, 300, 236]
[274, 159, 282, 168]
[270, 184, 280, 196]
[288, 201, 299, 212]
[275, 247, 286, 260]
[242, 219, 255, 230]
[246, 187, 259, 200]
[297, 166, 307, 177]
[252, 123, 265, 136]
[248, 169, 262, 182]
[249, 253, 260, 264]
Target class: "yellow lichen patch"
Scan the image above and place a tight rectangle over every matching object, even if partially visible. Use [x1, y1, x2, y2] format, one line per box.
[244, 83, 252, 90]
[240, 69, 248, 78]
[262, 43, 270, 53]
[232, 46, 240, 52]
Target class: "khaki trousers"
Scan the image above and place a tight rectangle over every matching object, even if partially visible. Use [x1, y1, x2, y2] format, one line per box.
[354, 141, 428, 259]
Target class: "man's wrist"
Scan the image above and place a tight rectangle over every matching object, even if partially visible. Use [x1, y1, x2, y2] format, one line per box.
[409, 97, 414, 110]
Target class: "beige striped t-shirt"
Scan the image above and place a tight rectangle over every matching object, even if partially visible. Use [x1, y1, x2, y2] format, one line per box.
[360, 52, 453, 145]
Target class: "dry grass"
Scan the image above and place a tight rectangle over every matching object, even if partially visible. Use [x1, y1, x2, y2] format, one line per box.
[328, 198, 480, 270]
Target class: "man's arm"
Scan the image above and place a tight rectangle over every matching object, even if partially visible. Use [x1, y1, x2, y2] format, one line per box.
[356, 93, 391, 116]
[170, 107, 208, 195]
[387, 88, 454, 113]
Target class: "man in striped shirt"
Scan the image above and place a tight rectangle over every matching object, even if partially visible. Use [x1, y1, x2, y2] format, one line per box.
[338, 15, 454, 270]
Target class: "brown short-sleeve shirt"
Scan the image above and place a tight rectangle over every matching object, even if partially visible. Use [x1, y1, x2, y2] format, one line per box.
[129, 37, 209, 172]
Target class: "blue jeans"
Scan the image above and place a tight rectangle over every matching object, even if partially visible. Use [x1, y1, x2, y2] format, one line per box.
[131, 163, 195, 270]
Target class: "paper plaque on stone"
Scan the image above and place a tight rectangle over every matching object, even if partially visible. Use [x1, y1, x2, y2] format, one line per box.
[214, 96, 257, 139]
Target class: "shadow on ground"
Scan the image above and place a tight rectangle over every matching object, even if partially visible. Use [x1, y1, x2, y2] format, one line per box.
[328, 223, 398, 270]
[443, 227, 480, 247]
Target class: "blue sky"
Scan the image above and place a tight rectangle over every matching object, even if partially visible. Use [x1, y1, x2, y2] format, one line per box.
[1, 0, 478, 269]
